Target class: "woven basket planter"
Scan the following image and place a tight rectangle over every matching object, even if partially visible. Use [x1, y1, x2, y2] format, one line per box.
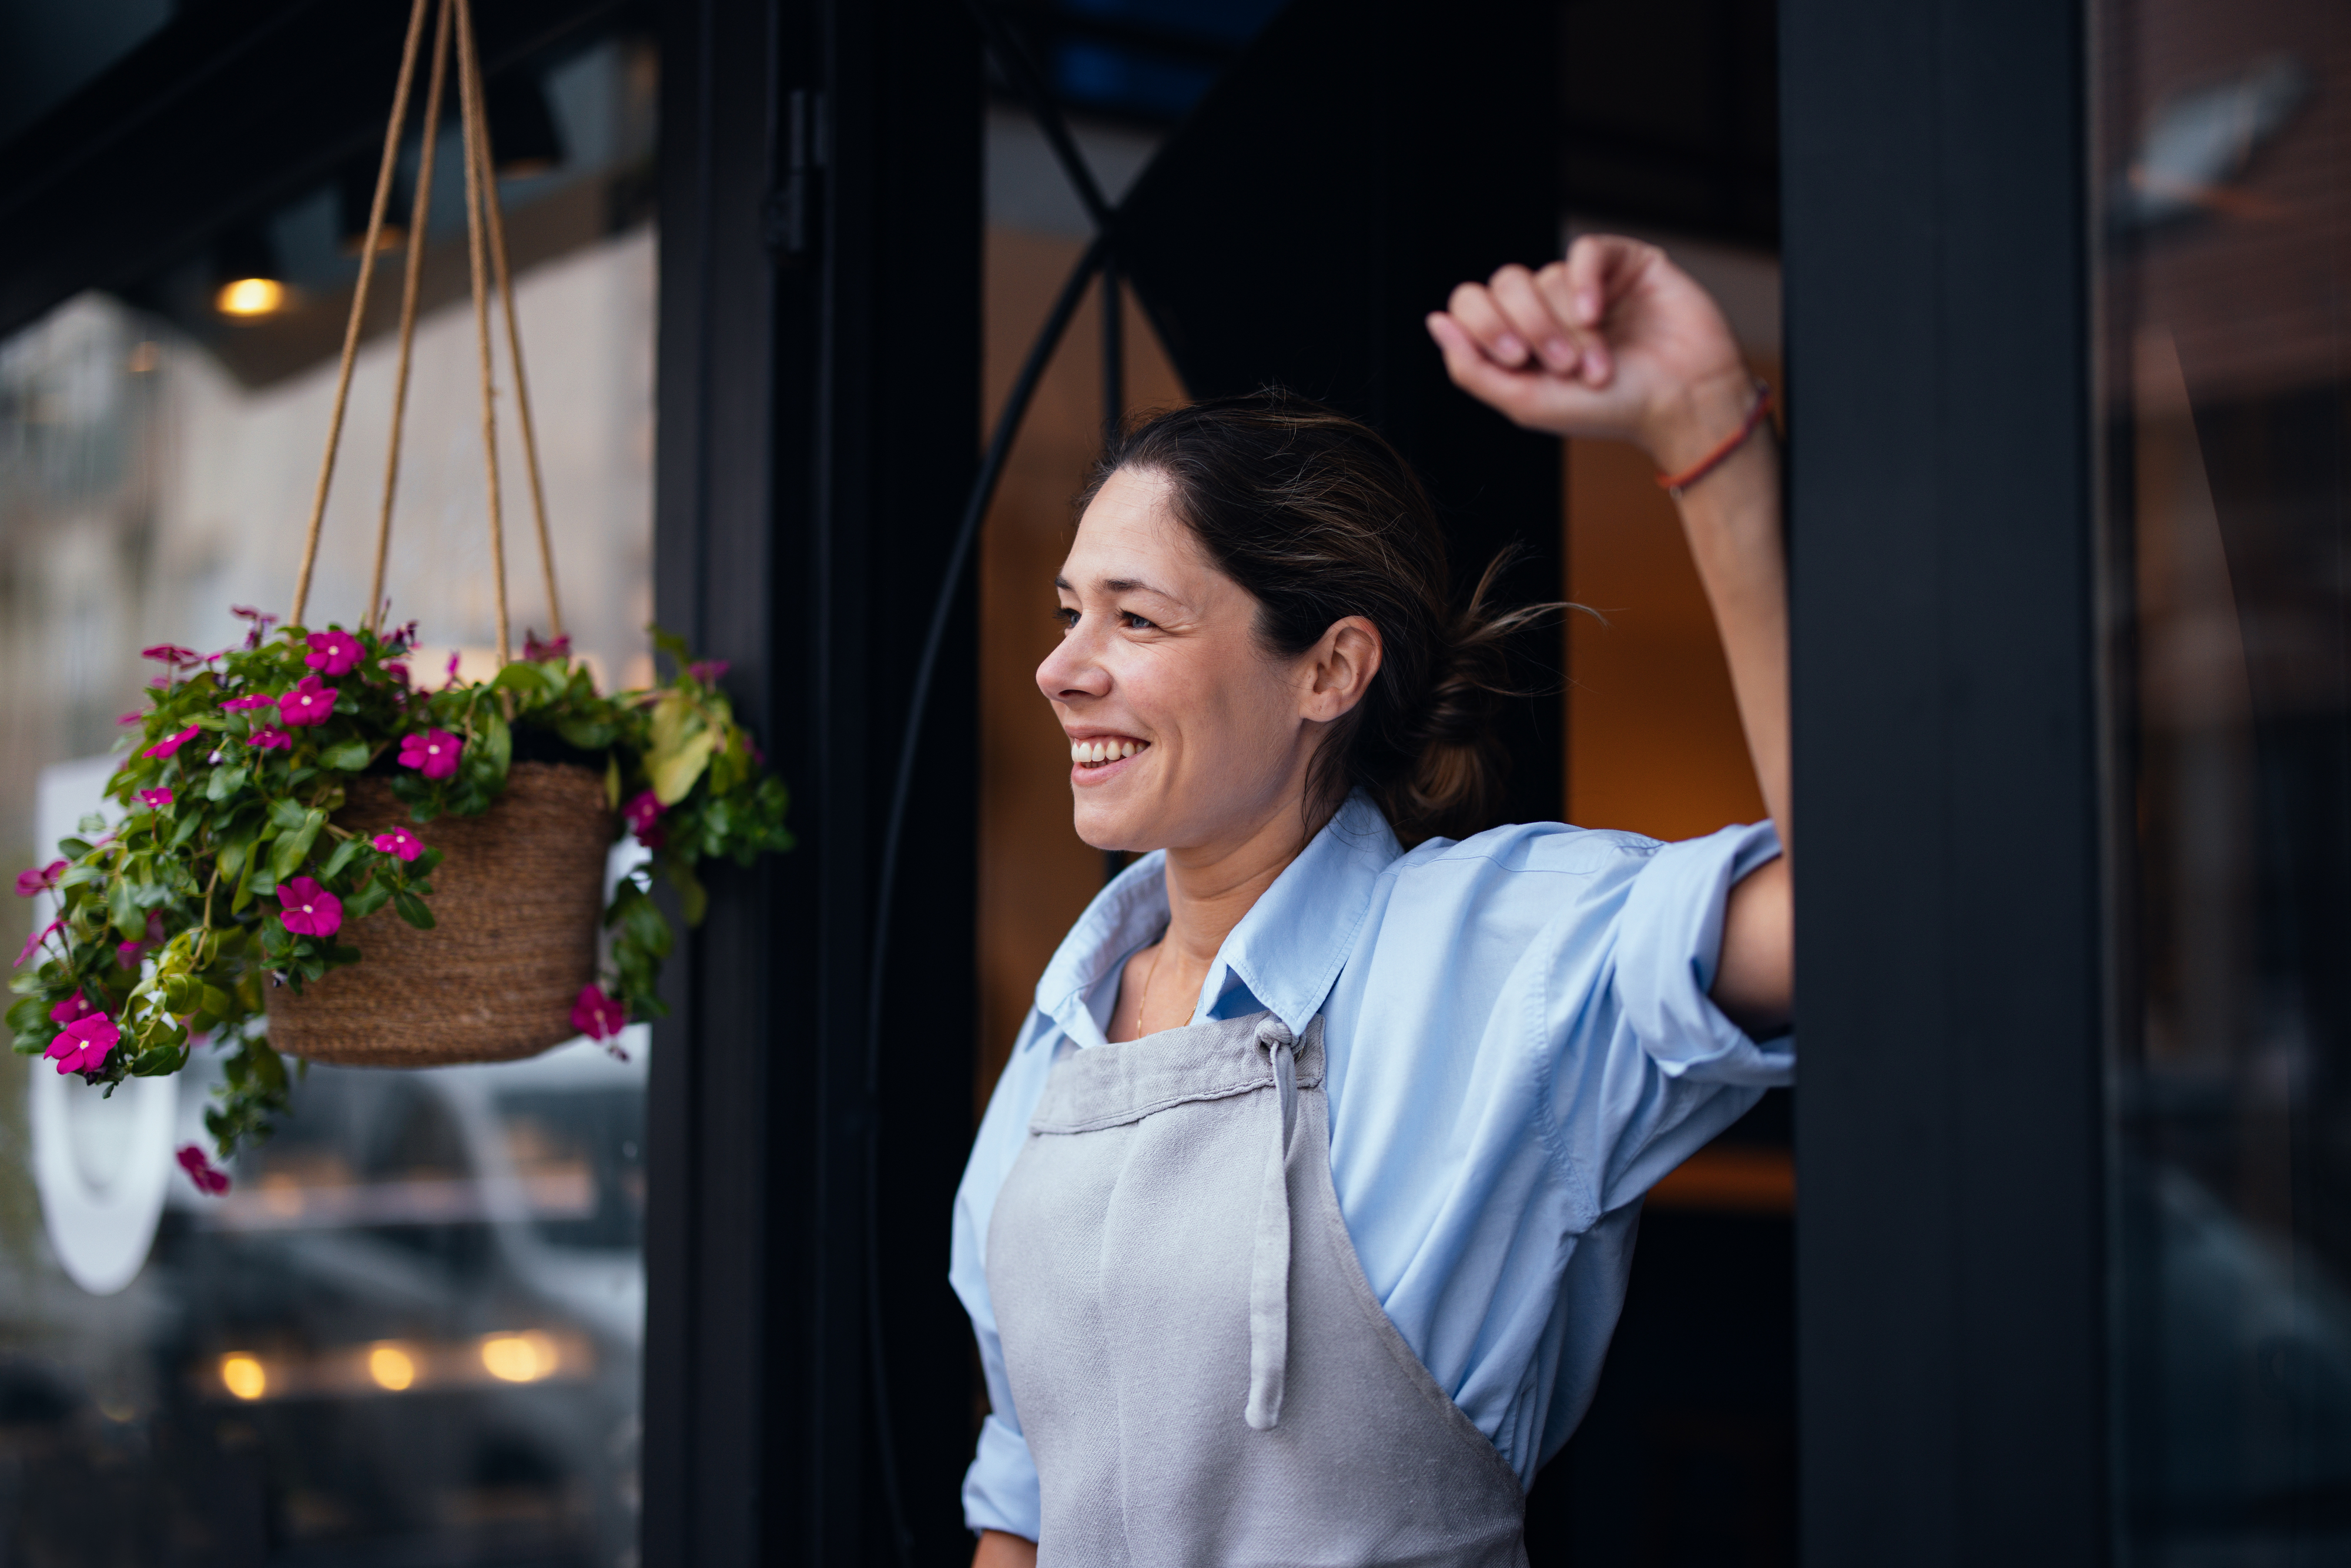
[266, 761, 614, 1066]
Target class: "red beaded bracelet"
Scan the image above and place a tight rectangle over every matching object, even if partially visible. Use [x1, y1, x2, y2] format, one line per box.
[1656, 380, 1776, 498]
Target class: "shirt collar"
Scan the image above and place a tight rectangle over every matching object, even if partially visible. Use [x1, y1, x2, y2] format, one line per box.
[1029, 792, 1402, 1051]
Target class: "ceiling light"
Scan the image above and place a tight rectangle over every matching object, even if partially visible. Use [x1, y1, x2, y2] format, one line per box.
[219, 1352, 267, 1401]
[213, 222, 288, 319]
[367, 1343, 417, 1392]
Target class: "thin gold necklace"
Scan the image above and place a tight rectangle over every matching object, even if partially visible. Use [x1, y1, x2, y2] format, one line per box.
[1134, 940, 1171, 1039]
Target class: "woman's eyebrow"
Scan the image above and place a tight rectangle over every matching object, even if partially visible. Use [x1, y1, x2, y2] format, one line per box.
[1054, 574, 1183, 604]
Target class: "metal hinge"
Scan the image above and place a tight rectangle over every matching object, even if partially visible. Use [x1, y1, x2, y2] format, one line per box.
[763, 89, 828, 261]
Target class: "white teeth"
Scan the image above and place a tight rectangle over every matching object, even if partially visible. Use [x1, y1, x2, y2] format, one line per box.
[1069, 738, 1146, 765]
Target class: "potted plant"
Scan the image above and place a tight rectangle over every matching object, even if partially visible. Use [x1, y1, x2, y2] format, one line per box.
[9, 613, 791, 1184]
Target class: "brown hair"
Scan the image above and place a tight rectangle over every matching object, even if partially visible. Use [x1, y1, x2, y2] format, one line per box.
[1087, 390, 1555, 846]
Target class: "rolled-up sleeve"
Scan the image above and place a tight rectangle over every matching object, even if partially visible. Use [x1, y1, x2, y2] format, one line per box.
[950, 1012, 1057, 1539]
[1612, 819, 1792, 1087]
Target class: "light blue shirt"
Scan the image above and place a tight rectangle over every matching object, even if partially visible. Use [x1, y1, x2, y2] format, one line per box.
[950, 793, 1791, 1539]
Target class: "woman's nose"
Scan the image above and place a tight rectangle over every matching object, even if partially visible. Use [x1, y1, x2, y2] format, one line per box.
[1037, 620, 1111, 702]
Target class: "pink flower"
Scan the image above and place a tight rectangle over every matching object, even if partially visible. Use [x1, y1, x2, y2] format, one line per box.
[384, 661, 410, 687]
[138, 788, 173, 809]
[277, 876, 342, 939]
[46, 1011, 119, 1074]
[49, 991, 95, 1025]
[246, 726, 292, 751]
[688, 659, 730, 684]
[15, 860, 65, 898]
[118, 712, 143, 726]
[570, 984, 627, 1041]
[444, 651, 463, 689]
[221, 693, 274, 712]
[397, 729, 463, 780]
[232, 604, 277, 649]
[622, 790, 665, 848]
[142, 644, 202, 666]
[278, 675, 335, 726]
[371, 826, 424, 862]
[305, 629, 363, 675]
[176, 1144, 231, 1195]
[143, 726, 202, 759]
[15, 919, 60, 968]
[524, 630, 571, 662]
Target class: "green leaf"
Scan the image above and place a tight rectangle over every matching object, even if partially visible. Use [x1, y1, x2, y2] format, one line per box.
[206, 765, 248, 802]
[320, 738, 371, 772]
[603, 752, 622, 809]
[6, 996, 48, 1033]
[391, 890, 436, 930]
[650, 729, 716, 806]
[107, 875, 140, 937]
[320, 835, 364, 880]
[270, 808, 325, 881]
[78, 813, 108, 836]
[343, 877, 393, 920]
[269, 797, 312, 833]
[482, 708, 513, 778]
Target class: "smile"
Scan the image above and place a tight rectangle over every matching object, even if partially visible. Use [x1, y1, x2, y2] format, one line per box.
[1070, 736, 1148, 769]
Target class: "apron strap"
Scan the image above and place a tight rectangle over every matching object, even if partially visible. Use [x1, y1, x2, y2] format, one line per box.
[1245, 1015, 1298, 1430]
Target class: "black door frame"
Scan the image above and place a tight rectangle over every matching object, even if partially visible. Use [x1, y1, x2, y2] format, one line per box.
[644, 0, 980, 1562]
[1781, 0, 2108, 1562]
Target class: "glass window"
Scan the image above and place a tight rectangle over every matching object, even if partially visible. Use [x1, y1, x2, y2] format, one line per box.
[2098, 2, 2351, 1561]
[0, 27, 656, 1566]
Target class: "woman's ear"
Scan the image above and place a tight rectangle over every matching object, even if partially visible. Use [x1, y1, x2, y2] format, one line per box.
[1301, 617, 1383, 722]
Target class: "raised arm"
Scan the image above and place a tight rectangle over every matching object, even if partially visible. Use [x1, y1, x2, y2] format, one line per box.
[1426, 236, 1791, 1034]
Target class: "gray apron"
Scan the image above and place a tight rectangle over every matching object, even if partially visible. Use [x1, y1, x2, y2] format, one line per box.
[988, 1010, 1529, 1567]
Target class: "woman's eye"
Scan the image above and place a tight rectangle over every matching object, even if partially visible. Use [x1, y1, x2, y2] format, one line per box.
[1120, 611, 1156, 631]
[1052, 607, 1079, 629]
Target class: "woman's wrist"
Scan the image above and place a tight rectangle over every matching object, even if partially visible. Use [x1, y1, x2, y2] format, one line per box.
[1640, 365, 1763, 475]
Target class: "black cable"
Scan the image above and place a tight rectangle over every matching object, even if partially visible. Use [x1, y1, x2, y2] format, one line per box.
[861, 234, 1108, 1568]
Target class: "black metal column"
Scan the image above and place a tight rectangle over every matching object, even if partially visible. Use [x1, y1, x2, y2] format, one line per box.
[645, 0, 980, 1562]
[1781, 0, 2105, 1561]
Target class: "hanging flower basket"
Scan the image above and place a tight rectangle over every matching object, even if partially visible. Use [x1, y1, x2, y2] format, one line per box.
[5, 0, 793, 1185]
[264, 763, 611, 1066]
[9, 622, 792, 1166]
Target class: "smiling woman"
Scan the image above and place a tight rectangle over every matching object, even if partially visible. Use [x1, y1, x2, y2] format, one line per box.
[957, 234, 1794, 1566]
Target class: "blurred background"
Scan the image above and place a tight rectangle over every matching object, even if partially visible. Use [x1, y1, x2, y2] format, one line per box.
[5, 0, 2345, 1563]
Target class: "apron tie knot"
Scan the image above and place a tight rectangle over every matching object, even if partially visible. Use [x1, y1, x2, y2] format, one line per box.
[1245, 1016, 1298, 1430]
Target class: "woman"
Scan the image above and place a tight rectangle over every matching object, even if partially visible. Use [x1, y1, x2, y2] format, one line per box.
[953, 234, 1793, 1566]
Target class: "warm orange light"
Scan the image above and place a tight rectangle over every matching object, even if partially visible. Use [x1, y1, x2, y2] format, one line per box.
[367, 1344, 416, 1392]
[480, 1331, 557, 1383]
[220, 1353, 267, 1401]
[215, 277, 286, 317]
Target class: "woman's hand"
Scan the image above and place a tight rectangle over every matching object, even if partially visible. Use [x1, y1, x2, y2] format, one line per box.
[1433, 236, 1794, 1023]
[1425, 236, 1751, 474]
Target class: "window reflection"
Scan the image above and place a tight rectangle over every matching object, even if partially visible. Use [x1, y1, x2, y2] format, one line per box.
[0, 24, 655, 1564]
[2100, 1, 2351, 1560]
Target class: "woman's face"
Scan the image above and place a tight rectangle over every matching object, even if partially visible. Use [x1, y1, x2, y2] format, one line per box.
[1037, 467, 1376, 856]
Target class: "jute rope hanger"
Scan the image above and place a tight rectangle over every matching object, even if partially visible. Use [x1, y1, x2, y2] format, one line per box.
[288, 0, 565, 663]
